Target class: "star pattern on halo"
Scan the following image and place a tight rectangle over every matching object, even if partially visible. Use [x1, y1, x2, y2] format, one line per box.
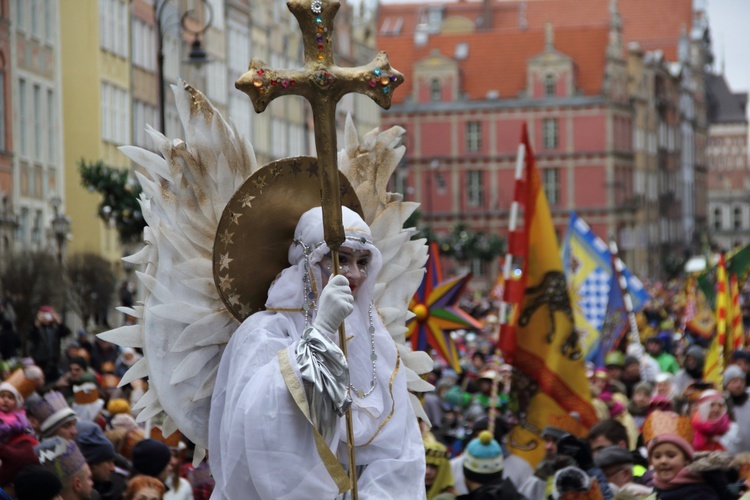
[227, 294, 241, 307]
[240, 193, 255, 208]
[238, 303, 252, 318]
[220, 230, 234, 246]
[219, 274, 234, 292]
[252, 175, 267, 193]
[407, 242, 483, 373]
[219, 253, 233, 271]
[230, 211, 243, 225]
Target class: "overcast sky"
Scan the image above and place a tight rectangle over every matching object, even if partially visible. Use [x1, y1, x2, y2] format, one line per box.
[707, 0, 750, 94]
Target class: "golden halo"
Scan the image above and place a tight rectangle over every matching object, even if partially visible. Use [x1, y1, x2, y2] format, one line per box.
[213, 156, 363, 322]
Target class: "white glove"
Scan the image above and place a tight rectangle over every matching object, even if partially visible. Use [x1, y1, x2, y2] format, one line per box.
[312, 274, 354, 336]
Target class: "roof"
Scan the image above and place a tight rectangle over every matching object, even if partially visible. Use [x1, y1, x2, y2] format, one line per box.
[378, 0, 695, 86]
[707, 73, 748, 124]
[379, 24, 610, 103]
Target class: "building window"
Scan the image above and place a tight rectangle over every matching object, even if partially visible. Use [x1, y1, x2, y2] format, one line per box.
[544, 74, 556, 97]
[16, 0, 25, 32]
[430, 78, 441, 102]
[467, 170, 483, 207]
[466, 121, 481, 152]
[733, 207, 742, 230]
[47, 90, 55, 162]
[0, 70, 5, 151]
[33, 85, 41, 160]
[19, 79, 27, 156]
[542, 168, 560, 205]
[713, 207, 722, 231]
[543, 118, 558, 149]
[45, 0, 54, 43]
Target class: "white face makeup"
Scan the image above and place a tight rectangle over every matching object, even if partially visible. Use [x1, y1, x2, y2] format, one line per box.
[319, 247, 372, 296]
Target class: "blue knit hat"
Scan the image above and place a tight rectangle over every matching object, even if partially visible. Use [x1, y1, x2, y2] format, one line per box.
[463, 430, 504, 484]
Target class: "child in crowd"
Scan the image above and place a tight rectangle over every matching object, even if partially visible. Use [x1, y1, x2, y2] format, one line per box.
[0, 381, 33, 444]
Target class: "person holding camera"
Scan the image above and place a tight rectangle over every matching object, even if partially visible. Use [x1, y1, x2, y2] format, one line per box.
[28, 306, 70, 382]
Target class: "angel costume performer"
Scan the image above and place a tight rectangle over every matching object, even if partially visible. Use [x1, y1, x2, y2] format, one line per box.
[209, 206, 426, 499]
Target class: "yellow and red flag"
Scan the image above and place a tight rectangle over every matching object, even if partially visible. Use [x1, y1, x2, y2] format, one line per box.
[704, 254, 728, 385]
[729, 273, 743, 358]
[501, 125, 596, 467]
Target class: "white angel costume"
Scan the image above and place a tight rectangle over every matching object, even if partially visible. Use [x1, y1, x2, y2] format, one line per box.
[208, 206, 426, 500]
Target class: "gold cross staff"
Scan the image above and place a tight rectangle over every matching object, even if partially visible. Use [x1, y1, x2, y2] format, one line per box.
[236, 1, 404, 497]
[236, 0, 403, 250]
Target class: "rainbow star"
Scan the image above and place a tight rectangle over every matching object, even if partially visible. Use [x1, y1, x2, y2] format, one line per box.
[407, 243, 483, 373]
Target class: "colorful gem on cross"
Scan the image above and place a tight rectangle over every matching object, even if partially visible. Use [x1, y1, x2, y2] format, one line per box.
[407, 242, 483, 373]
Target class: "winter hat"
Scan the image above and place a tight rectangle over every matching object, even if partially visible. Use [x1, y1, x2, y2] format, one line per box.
[106, 398, 131, 415]
[550, 466, 596, 499]
[463, 430, 504, 484]
[647, 433, 694, 461]
[542, 425, 567, 442]
[131, 438, 171, 477]
[633, 381, 654, 396]
[76, 420, 116, 465]
[696, 389, 726, 421]
[605, 352, 625, 368]
[593, 446, 633, 470]
[111, 412, 138, 431]
[0, 382, 23, 408]
[724, 364, 745, 387]
[14, 465, 62, 500]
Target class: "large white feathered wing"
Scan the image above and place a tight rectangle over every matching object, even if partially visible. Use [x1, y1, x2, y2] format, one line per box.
[100, 83, 432, 463]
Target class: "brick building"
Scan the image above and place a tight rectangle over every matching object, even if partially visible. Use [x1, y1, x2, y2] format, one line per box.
[707, 72, 749, 250]
[378, 0, 711, 283]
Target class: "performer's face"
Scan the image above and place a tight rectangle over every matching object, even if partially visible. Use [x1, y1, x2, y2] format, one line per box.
[320, 248, 371, 297]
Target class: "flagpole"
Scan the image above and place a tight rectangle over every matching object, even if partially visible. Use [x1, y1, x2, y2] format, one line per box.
[608, 241, 641, 353]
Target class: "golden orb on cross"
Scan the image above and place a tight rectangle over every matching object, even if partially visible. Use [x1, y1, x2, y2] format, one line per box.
[413, 304, 429, 322]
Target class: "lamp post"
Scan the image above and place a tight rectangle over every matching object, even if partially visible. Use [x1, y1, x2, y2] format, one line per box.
[156, 0, 213, 134]
[50, 196, 70, 325]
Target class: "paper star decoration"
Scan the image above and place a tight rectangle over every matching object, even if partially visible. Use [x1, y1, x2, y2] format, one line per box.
[407, 242, 483, 373]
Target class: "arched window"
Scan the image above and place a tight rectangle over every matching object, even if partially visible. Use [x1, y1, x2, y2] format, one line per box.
[544, 74, 556, 97]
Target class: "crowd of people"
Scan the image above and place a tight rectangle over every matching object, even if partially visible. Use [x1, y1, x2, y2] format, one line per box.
[2, 278, 750, 499]
[0, 304, 212, 500]
[420, 281, 750, 499]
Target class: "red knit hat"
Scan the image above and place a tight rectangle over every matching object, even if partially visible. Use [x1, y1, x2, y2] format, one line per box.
[647, 433, 694, 461]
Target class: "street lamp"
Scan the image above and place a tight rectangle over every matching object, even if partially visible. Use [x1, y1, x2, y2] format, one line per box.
[156, 0, 214, 134]
[50, 196, 71, 266]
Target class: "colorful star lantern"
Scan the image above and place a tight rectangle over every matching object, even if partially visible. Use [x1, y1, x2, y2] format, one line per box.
[407, 242, 484, 373]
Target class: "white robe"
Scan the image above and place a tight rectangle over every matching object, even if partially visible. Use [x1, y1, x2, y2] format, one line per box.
[208, 311, 426, 500]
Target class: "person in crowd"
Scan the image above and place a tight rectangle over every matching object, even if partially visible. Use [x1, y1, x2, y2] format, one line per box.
[456, 430, 523, 500]
[655, 372, 677, 401]
[0, 379, 34, 444]
[731, 350, 750, 387]
[425, 440, 457, 500]
[621, 356, 643, 399]
[691, 389, 735, 452]
[535, 425, 566, 481]
[13, 465, 63, 500]
[647, 433, 733, 499]
[0, 306, 20, 361]
[0, 436, 40, 498]
[604, 353, 627, 395]
[725, 364, 750, 453]
[549, 466, 605, 500]
[90, 337, 120, 375]
[593, 446, 652, 497]
[629, 382, 653, 430]
[115, 349, 141, 379]
[29, 306, 71, 382]
[124, 475, 166, 500]
[674, 345, 706, 394]
[131, 439, 172, 483]
[587, 419, 648, 477]
[56, 357, 98, 403]
[646, 336, 680, 374]
[164, 441, 193, 500]
[26, 391, 79, 440]
[77, 420, 126, 500]
[35, 436, 94, 500]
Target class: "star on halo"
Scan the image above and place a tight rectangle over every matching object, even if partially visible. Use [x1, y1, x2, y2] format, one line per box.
[220, 230, 235, 246]
[230, 211, 243, 225]
[219, 274, 234, 291]
[228, 294, 241, 307]
[219, 253, 233, 271]
[240, 193, 256, 208]
[238, 303, 252, 318]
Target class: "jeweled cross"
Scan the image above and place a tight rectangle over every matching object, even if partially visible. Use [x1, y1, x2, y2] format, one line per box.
[236, 0, 403, 250]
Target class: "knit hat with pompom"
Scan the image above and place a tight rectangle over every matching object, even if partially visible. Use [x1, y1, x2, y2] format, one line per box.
[463, 430, 504, 484]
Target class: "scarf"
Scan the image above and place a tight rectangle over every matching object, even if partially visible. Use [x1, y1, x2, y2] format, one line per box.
[653, 467, 705, 491]
[691, 413, 730, 451]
